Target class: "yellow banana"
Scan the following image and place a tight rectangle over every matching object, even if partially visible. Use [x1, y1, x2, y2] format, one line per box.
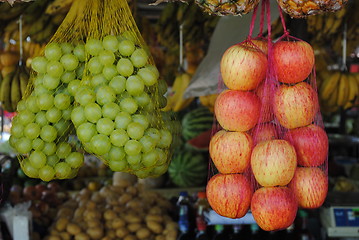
[347, 74, 359, 102]
[337, 74, 350, 107]
[10, 67, 21, 111]
[319, 71, 341, 101]
[199, 93, 218, 113]
[0, 70, 15, 112]
[162, 72, 194, 112]
[327, 85, 339, 107]
[19, 69, 29, 97]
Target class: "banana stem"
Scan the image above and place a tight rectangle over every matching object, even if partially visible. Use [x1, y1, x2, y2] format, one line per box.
[341, 22, 347, 72]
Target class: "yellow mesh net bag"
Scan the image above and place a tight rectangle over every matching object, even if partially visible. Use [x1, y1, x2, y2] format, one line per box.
[10, 0, 176, 180]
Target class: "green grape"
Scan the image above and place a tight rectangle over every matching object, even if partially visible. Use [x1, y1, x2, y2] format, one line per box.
[108, 146, 126, 162]
[137, 67, 158, 86]
[46, 60, 64, 78]
[62, 107, 73, 120]
[127, 122, 144, 140]
[103, 35, 119, 52]
[65, 152, 84, 168]
[31, 56, 48, 73]
[96, 118, 115, 135]
[119, 31, 136, 43]
[26, 95, 40, 113]
[130, 48, 148, 68]
[54, 162, 71, 179]
[15, 137, 32, 154]
[150, 163, 168, 176]
[42, 142, 57, 156]
[68, 168, 79, 179]
[108, 159, 127, 171]
[22, 159, 39, 178]
[118, 39, 135, 56]
[96, 85, 116, 105]
[9, 135, 18, 149]
[54, 119, 69, 134]
[47, 154, 60, 166]
[84, 103, 102, 123]
[102, 65, 117, 80]
[39, 165, 55, 181]
[61, 53, 79, 71]
[61, 71, 76, 83]
[134, 92, 150, 107]
[71, 106, 86, 126]
[90, 134, 111, 156]
[81, 75, 91, 86]
[33, 74, 44, 87]
[24, 122, 41, 140]
[67, 79, 81, 96]
[139, 135, 156, 153]
[127, 154, 141, 165]
[73, 44, 86, 62]
[99, 50, 115, 66]
[145, 128, 161, 144]
[16, 99, 27, 112]
[76, 63, 85, 78]
[54, 93, 71, 110]
[56, 142, 72, 159]
[37, 93, 54, 110]
[33, 84, 50, 96]
[40, 125, 58, 142]
[115, 112, 132, 129]
[157, 79, 168, 95]
[35, 111, 49, 126]
[141, 149, 158, 167]
[88, 57, 103, 75]
[61, 42, 73, 53]
[158, 95, 167, 108]
[85, 38, 103, 56]
[44, 43, 62, 61]
[132, 114, 149, 130]
[102, 102, 120, 120]
[130, 163, 143, 171]
[126, 75, 144, 96]
[145, 64, 160, 79]
[32, 138, 45, 151]
[10, 123, 24, 138]
[45, 107, 62, 123]
[144, 100, 155, 112]
[158, 129, 172, 148]
[109, 75, 126, 94]
[75, 86, 96, 106]
[77, 122, 96, 143]
[135, 168, 152, 179]
[18, 110, 35, 125]
[155, 148, 167, 165]
[29, 150, 47, 169]
[43, 74, 61, 90]
[91, 74, 107, 88]
[120, 97, 138, 114]
[124, 140, 142, 155]
[116, 58, 134, 77]
[110, 129, 129, 147]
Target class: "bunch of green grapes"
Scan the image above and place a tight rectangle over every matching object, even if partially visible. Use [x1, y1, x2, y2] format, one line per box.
[9, 42, 86, 181]
[70, 33, 173, 178]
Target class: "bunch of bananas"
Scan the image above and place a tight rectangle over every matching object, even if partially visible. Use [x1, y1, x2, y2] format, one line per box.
[0, 0, 72, 45]
[199, 93, 218, 113]
[162, 71, 195, 112]
[319, 71, 359, 113]
[0, 64, 29, 112]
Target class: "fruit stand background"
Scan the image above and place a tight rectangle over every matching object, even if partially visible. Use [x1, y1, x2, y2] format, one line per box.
[0, 0, 358, 239]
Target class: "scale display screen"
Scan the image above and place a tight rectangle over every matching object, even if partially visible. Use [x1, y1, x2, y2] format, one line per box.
[334, 208, 359, 227]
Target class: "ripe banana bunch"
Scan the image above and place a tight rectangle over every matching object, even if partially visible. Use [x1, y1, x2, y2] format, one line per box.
[162, 72, 195, 112]
[319, 71, 359, 113]
[199, 93, 218, 113]
[0, 64, 29, 112]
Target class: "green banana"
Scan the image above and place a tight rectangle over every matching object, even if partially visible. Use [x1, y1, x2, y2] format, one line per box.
[11, 67, 21, 111]
[19, 69, 29, 98]
[0, 70, 16, 112]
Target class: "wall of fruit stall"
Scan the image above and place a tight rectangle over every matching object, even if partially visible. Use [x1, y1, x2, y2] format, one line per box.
[0, 0, 358, 239]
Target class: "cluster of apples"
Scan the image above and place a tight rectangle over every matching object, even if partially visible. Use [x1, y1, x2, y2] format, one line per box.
[206, 39, 329, 231]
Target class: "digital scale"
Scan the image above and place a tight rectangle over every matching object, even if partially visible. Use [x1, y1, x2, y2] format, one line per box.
[320, 192, 359, 237]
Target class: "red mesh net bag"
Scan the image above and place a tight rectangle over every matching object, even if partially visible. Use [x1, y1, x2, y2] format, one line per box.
[206, 0, 328, 231]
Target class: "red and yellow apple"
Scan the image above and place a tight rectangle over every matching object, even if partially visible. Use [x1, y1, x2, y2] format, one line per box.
[251, 186, 298, 231]
[289, 167, 328, 209]
[251, 122, 278, 145]
[251, 139, 297, 186]
[220, 44, 267, 91]
[273, 82, 319, 129]
[214, 90, 261, 132]
[209, 130, 253, 174]
[251, 39, 269, 55]
[285, 124, 328, 167]
[206, 173, 252, 219]
[272, 40, 314, 84]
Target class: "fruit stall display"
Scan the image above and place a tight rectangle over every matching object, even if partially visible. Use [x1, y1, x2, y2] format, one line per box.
[0, 0, 358, 239]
